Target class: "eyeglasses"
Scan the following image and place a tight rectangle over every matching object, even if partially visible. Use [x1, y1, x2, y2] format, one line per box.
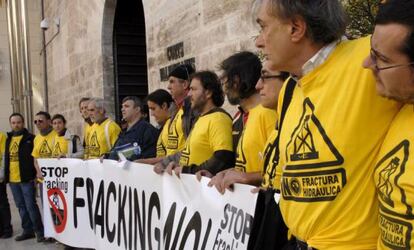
[260, 74, 285, 82]
[369, 49, 414, 71]
[34, 120, 44, 124]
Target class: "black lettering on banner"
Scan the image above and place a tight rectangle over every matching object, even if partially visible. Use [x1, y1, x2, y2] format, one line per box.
[73, 177, 85, 228]
[285, 98, 344, 170]
[67, 178, 217, 249]
[375, 140, 414, 219]
[282, 168, 346, 202]
[133, 190, 146, 249]
[106, 182, 116, 243]
[379, 213, 412, 250]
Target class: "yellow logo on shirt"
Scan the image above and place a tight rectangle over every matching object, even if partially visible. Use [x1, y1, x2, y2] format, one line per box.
[53, 142, 62, 157]
[282, 98, 346, 202]
[88, 131, 101, 157]
[167, 116, 179, 150]
[235, 130, 247, 172]
[10, 142, 19, 162]
[39, 140, 52, 157]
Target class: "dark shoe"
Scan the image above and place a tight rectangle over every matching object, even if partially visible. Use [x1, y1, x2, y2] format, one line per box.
[36, 234, 45, 242]
[0, 232, 13, 239]
[15, 233, 35, 241]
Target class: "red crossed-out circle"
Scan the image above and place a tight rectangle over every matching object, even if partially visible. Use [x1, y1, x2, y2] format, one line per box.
[47, 188, 68, 233]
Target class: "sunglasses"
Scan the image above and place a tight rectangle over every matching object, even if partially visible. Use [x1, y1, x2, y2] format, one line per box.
[34, 120, 44, 124]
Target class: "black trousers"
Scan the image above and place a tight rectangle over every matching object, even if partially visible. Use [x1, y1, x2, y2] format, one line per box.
[0, 182, 13, 235]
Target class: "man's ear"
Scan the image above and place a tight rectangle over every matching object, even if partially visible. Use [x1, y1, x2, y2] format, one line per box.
[161, 102, 168, 110]
[289, 15, 307, 43]
[183, 80, 191, 90]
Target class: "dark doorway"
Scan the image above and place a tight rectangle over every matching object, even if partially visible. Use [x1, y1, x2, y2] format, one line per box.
[113, 0, 148, 121]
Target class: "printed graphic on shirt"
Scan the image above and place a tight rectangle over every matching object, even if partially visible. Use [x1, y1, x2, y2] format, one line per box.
[39, 140, 53, 158]
[261, 133, 278, 188]
[379, 212, 412, 250]
[235, 130, 247, 172]
[10, 142, 19, 162]
[282, 168, 346, 202]
[376, 140, 412, 218]
[179, 134, 191, 166]
[285, 98, 344, 170]
[53, 142, 62, 157]
[88, 131, 100, 157]
[156, 143, 166, 157]
[167, 116, 179, 150]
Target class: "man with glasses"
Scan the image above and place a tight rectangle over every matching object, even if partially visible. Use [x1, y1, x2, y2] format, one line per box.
[207, 51, 278, 192]
[363, 1, 414, 249]
[253, 0, 401, 248]
[4, 113, 44, 242]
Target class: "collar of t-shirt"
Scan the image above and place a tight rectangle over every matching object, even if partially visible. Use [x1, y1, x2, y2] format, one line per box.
[293, 38, 344, 81]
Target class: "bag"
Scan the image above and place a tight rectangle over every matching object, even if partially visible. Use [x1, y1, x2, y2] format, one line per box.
[247, 78, 296, 250]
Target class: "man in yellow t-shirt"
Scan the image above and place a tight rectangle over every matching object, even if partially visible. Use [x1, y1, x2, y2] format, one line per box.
[0, 131, 13, 238]
[79, 97, 93, 159]
[86, 98, 121, 159]
[153, 64, 198, 172]
[159, 71, 234, 176]
[254, 1, 401, 249]
[5, 113, 44, 242]
[363, 1, 414, 249]
[209, 53, 286, 194]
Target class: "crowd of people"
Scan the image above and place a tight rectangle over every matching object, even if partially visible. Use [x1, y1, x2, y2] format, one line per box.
[0, 0, 413, 249]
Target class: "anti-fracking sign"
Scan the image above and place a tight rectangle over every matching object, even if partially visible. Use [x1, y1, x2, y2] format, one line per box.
[39, 159, 258, 250]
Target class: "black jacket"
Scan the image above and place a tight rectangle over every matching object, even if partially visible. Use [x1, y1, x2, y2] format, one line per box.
[108, 119, 159, 161]
[4, 129, 36, 183]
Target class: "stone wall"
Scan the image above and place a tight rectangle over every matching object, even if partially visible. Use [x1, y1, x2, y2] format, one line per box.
[0, 0, 43, 132]
[143, 0, 259, 114]
[39, 0, 259, 136]
[43, 0, 110, 137]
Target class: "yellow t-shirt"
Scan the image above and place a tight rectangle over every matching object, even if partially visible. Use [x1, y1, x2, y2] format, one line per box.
[32, 130, 58, 158]
[52, 135, 69, 158]
[261, 129, 279, 189]
[156, 119, 171, 157]
[0, 132, 5, 161]
[235, 105, 276, 173]
[83, 122, 93, 159]
[166, 108, 186, 155]
[87, 119, 121, 159]
[9, 135, 22, 183]
[374, 105, 414, 250]
[180, 110, 233, 167]
[276, 37, 401, 249]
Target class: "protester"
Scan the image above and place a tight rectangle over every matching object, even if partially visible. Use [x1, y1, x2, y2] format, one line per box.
[86, 98, 121, 159]
[158, 71, 234, 176]
[137, 89, 174, 165]
[4, 113, 44, 242]
[79, 97, 93, 159]
[51, 114, 83, 158]
[0, 131, 12, 239]
[254, 0, 401, 248]
[153, 64, 197, 170]
[107, 96, 159, 161]
[362, 1, 414, 248]
[208, 52, 278, 193]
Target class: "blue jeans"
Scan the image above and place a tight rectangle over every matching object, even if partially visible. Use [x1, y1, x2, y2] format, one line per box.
[9, 181, 44, 236]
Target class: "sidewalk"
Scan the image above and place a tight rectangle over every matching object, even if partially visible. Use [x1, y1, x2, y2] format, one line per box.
[0, 185, 62, 250]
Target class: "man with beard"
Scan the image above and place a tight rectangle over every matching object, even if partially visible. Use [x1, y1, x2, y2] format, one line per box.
[363, 1, 414, 249]
[160, 71, 234, 176]
[207, 52, 278, 192]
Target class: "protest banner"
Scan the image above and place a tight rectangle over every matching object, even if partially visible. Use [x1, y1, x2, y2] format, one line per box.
[38, 159, 258, 250]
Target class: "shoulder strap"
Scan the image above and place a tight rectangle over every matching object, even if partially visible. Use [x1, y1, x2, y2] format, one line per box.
[104, 120, 112, 149]
[264, 78, 296, 172]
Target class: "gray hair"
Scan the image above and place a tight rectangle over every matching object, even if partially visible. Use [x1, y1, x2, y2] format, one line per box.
[261, 0, 348, 45]
[90, 98, 106, 112]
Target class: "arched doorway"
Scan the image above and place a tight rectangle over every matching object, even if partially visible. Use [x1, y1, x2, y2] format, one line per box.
[112, 0, 148, 121]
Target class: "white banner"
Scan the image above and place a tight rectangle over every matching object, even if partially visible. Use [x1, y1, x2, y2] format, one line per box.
[38, 159, 258, 250]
